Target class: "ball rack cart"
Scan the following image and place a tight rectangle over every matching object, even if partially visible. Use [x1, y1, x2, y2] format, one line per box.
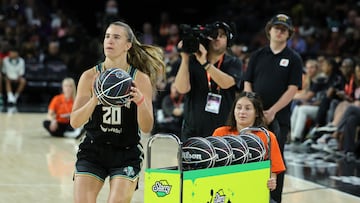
[144, 130, 271, 203]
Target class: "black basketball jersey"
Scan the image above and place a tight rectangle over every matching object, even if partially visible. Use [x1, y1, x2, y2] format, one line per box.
[84, 63, 140, 147]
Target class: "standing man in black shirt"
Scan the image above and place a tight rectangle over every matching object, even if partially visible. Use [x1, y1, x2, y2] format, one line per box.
[174, 21, 243, 141]
[244, 14, 303, 203]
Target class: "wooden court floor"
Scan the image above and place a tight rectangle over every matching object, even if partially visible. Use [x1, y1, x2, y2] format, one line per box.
[1, 110, 360, 203]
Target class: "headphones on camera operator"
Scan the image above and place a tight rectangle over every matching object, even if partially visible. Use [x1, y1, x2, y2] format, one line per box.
[212, 21, 234, 47]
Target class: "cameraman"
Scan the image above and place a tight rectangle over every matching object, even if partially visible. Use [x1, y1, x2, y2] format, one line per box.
[174, 21, 243, 141]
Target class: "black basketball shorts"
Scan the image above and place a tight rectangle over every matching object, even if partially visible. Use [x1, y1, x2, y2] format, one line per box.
[74, 138, 144, 182]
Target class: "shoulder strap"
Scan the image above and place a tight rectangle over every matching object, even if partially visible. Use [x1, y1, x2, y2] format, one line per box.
[128, 65, 137, 79]
[95, 62, 103, 73]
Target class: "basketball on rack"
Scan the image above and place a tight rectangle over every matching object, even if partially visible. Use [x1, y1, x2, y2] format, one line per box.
[94, 67, 133, 106]
[239, 133, 266, 162]
[222, 135, 249, 165]
[206, 136, 233, 167]
[182, 137, 217, 170]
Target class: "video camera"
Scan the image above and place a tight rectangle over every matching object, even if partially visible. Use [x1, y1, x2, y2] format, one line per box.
[179, 23, 219, 54]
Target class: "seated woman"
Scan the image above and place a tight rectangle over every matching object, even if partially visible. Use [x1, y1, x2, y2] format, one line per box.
[212, 91, 285, 200]
[43, 77, 83, 138]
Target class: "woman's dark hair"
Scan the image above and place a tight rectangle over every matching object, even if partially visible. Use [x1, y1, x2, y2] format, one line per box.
[324, 56, 341, 76]
[227, 91, 267, 131]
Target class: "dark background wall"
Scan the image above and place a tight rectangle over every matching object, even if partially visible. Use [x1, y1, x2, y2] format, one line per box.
[59, 0, 232, 37]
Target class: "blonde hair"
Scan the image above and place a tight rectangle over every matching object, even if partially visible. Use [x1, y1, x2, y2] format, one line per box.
[109, 21, 165, 89]
[303, 59, 319, 91]
[62, 77, 76, 99]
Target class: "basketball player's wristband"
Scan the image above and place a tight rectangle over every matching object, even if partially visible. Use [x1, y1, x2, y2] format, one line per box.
[136, 95, 145, 106]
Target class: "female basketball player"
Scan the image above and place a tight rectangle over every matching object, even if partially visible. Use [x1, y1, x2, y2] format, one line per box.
[70, 21, 165, 203]
[212, 91, 286, 197]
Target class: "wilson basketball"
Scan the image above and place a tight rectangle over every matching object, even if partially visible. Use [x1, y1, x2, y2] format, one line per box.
[94, 68, 133, 106]
[206, 136, 233, 167]
[222, 135, 249, 165]
[182, 137, 217, 170]
[239, 133, 266, 162]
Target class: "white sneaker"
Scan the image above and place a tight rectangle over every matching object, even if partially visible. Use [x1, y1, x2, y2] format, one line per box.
[7, 94, 16, 104]
[315, 124, 337, 133]
[311, 143, 326, 151]
[327, 138, 338, 148]
[64, 128, 84, 139]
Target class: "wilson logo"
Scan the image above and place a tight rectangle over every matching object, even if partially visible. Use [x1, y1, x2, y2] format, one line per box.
[182, 151, 202, 160]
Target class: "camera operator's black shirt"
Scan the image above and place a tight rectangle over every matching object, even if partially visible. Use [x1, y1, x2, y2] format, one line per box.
[244, 45, 303, 126]
[177, 54, 243, 139]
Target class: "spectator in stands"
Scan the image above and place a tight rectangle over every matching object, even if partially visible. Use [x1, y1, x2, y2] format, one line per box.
[290, 59, 323, 142]
[42, 41, 64, 64]
[164, 24, 180, 53]
[323, 27, 346, 57]
[157, 11, 172, 47]
[42, 40, 68, 96]
[164, 45, 181, 84]
[139, 22, 157, 45]
[155, 81, 184, 136]
[2, 46, 26, 105]
[315, 58, 357, 132]
[298, 17, 316, 38]
[21, 42, 40, 64]
[287, 27, 307, 56]
[292, 59, 321, 108]
[96, 0, 123, 35]
[43, 77, 83, 138]
[313, 58, 353, 129]
[152, 45, 180, 112]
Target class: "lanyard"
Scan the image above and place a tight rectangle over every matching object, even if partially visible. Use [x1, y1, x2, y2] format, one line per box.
[344, 74, 354, 96]
[207, 54, 224, 92]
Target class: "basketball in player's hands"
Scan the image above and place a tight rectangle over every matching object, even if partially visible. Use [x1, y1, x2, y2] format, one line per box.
[94, 68, 133, 106]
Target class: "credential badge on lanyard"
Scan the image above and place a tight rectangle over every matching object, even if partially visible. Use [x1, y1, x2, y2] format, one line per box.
[205, 92, 222, 114]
